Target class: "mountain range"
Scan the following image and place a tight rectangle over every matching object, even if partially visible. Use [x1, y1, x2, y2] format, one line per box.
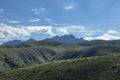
[2, 34, 86, 46]
[48, 34, 86, 43]
[2, 38, 36, 46]
[2, 40, 23, 45]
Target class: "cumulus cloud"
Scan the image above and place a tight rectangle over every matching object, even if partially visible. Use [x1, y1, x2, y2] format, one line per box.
[24, 26, 55, 36]
[28, 19, 40, 22]
[55, 25, 93, 37]
[96, 30, 120, 40]
[1, 23, 119, 42]
[84, 37, 94, 41]
[8, 20, 21, 24]
[64, 3, 75, 10]
[0, 24, 92, 42]
[96, 33, 119, 40]
[84, 30, 120, 41]
[0, 23, 55, 42]
[56, 28, 69, 35]
[107, 30, 118, 34]
[32, 7, 46, 15]
[59, 26, 86, 33]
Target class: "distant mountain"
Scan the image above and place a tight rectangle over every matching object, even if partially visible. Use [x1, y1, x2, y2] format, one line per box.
[47, 34, 86, 43]
[26, 38, 36, 42]
[78, 40, 120, 46]
[2, 38, 36, 46]
[2, 40, 22, 45]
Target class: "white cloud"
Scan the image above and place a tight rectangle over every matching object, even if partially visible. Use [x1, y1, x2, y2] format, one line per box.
[0, 24, 89, 42]
[24, 26, 55, 36]
[60, 26, 86, 33]
[1, 23, 119, 42]
[64, 3, 75, 10]
[107, 30, 118, 34]
[95, 30, 120, 40]
[29, 19, 40, 22]
[55, 26, 89, 36]
[56, 28, 69, 35]
[96, 33, 120, 40]
[0, 23, 55, 42]
[8, 20, 21, 24]
[32, 7, 46, 15]
[0, 23, 93, 40]
[85, 30, 120, 40]
[84, 37, 94, 41]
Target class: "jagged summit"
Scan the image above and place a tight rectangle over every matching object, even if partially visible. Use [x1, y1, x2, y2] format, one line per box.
[2, 35, 85, 45]
[50, 34, 86, 43]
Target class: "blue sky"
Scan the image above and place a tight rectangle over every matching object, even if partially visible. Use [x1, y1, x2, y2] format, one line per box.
[0, 0, 120, 43]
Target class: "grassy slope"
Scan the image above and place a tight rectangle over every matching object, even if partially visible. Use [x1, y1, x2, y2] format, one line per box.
[0, 41, 85, 72]
[1, 40, 120, 73]
[1, 55, 120, 80]
[54, 44, 120, 60]
[78, 40, 120, 46]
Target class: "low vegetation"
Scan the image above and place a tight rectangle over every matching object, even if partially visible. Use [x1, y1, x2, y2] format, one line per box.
[0, 40, 120, 80]
[1, 55, 120, 80]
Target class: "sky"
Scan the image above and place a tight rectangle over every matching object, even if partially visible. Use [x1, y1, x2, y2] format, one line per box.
[0, 0, 120, 43]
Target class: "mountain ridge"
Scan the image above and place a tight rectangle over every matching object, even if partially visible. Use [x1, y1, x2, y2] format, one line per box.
[2, 38, 36, 46]
[2, 40, 23, 45]
[2, 34, 86, 45]
[46, 34, 86, 43]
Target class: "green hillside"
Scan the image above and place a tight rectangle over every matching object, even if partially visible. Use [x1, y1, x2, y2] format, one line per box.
[1, 40, 120, 73]
[0, 40, 85, 72]
[78, 40, 120, 46]
[1, 55, 120, 80]
[53, 44, 120, 60]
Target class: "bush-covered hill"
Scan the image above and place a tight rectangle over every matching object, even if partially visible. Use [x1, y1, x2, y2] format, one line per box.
[1, 40, 120, 73]
[53, 44, 120, 60]
[0, 40, 85, 72]
[78, 40, 120, 46]
[1, 55, 120, 80]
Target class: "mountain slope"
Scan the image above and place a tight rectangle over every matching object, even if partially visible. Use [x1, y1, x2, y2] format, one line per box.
[0, 40, 85, 72]
[1, 40, 120, 73]
[1, 55, 120, 80]
[78, 40, 120, 46]
[53, 44, 120, 60]
[0, 47, 57, 72]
